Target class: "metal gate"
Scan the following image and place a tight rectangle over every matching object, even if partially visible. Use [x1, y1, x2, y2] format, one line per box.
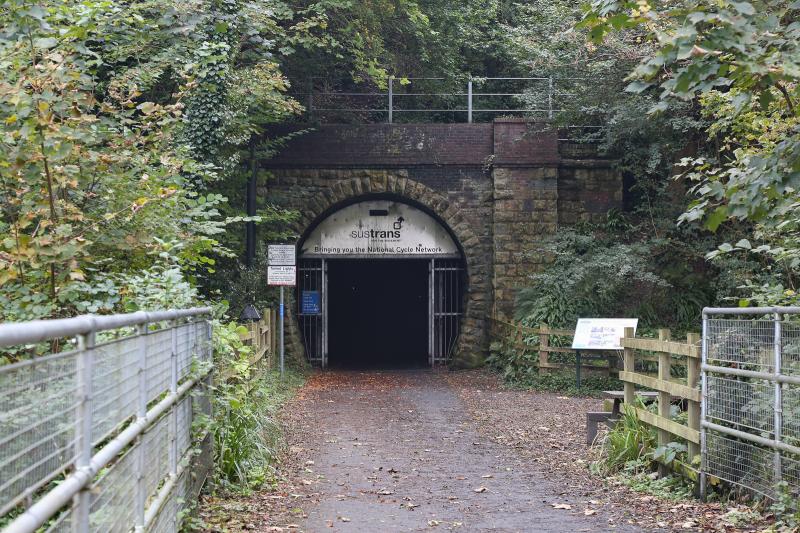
[700, 306, 800, 500]
[430, 258, 464, 365]
[298, 258, 326, 367]
[297, 257, 464, 367]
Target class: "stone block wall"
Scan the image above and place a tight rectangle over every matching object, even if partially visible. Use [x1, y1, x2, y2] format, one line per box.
[261, 120, 623, 365]
[260, 168, 493, 367]
[491, 167, 558, 319]
[557, 162, 623, 225]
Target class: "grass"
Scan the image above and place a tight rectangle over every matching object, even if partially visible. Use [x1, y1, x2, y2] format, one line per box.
[211, 367, 305, 493]
[507, 369, 623, 397]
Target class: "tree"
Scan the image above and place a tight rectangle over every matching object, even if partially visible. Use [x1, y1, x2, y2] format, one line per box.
[0, 1, 231, 321]
[580, 0, 800, 303]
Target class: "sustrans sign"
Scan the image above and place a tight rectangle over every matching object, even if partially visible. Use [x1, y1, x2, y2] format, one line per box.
[299, 200, 459, 257]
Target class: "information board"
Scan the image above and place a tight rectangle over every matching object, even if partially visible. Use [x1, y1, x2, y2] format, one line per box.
[301, 291, 320, 314]
[267, 265, 296, 286]
[268, 244, 295, 266]
[571, 318, 638, 350]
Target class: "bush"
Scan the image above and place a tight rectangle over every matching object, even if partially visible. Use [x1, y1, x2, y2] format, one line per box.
[592, 403, 657, 476]
[208, 321, 304, 492]
[486, 341, 621, 395]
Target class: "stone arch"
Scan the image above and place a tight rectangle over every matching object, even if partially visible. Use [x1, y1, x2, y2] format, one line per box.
[287, 172, 488, 368]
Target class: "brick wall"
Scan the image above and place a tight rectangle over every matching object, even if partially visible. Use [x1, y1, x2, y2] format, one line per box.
[267, 124, 494, 168]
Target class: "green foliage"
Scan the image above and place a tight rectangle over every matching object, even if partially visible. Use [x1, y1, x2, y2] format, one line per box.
[486, 341, 621, 395]
[619, 463, 697, 501]
[652, 441, 688, 468]
[593, 403, 657, 475]
[770, 481, 800, 529]
[515, 230, 670, 329]
[512, 221, 723, 335]
[209, 321, 304, 491]
[580, 0, 800, 303]
[0, 1, 233, 321]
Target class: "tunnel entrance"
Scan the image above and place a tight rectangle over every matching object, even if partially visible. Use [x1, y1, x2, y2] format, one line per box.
[328, 259, 428, 368]
[297, 199, 465, 368]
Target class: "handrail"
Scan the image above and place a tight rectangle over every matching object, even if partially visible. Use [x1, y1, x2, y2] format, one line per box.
[0, 308, 213, 533]
[0, 307, 212, 347]
[4, 373, 207, 533]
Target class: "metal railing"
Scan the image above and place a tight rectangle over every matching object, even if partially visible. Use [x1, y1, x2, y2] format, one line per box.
[303, 76, 591, 123]
[701, 307, 800, 500]
[0, 308, 213, 533]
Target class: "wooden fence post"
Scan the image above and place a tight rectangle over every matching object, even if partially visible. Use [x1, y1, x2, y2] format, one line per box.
[686, 332, 701, 460]
[262, 309, 271, 368]
[657, 329, 672, 451]
[623, 327, 635, 405]
[539, 324, 550, 373]
[270, 309, 277, 360]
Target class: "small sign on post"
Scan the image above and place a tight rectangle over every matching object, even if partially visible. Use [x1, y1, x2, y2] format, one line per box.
[571, 318, 638, 388]
[267, 265, 296, 286]
[267, 244, 295, 266]
[268, 245, 296, 378]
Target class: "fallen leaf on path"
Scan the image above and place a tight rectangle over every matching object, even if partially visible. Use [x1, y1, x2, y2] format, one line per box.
[428, 520, 440, 526]
[584, 509, 597, 516]
[552, 503, 572, 510]
[474, 486, 487, 493]
[338, 516, 350, 522]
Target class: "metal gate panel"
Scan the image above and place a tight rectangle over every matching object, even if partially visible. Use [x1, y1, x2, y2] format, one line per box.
[431, 258, 464, 365]
[700, 307, 800, 501]
[298, 259, 326, 367]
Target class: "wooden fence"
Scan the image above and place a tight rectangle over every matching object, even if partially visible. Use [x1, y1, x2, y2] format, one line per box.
[222, 308, 277, 389]
[620, 327, 701, 460]
[489, 317, 617, 375]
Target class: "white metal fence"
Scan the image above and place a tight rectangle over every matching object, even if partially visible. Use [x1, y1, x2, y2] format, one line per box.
[0, 308, 213, 533]
[701, 307, 800, 501]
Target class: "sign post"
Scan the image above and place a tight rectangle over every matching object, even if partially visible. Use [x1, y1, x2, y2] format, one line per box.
[571, 318, 638, 389]
[268, 244, 296, 377]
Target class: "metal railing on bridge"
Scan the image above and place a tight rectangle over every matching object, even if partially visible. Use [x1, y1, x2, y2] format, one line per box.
[300, 76, 602, 125]
[0, 308, 213, 533]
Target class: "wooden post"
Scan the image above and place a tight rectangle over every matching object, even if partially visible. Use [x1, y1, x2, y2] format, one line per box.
[686, 332, 701, 461]
[623, 327, 635, 405]
[270, 309, 277, 364]
[657, 329, 672, 477]
[263, 309, 272, 370]
[539, 324, 550, 374]
[657, 329, 672, 447]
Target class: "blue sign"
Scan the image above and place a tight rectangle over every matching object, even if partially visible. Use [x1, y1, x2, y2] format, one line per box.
[301, 291, 320, 314]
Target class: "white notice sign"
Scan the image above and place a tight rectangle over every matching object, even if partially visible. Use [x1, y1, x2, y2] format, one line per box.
[267, 265, 296, 286]
[268, 244, 295, 266]
[571, 318, 638, 350]
[299, 200, 459, 257]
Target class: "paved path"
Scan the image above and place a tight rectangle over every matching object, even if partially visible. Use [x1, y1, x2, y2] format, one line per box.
[290, 370, 639, 532]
